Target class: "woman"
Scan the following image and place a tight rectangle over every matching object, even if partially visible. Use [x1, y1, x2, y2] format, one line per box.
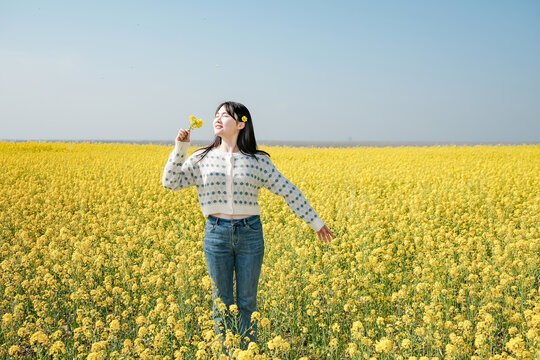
[162, 101, 334, 351]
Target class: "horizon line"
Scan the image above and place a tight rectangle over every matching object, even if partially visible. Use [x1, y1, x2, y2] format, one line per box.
[1, 139, 538, 148]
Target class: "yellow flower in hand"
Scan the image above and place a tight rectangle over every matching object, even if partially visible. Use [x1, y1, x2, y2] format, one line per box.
[188, 115, 203, 130]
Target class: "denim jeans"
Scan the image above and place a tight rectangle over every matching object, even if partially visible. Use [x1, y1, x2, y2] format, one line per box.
[203, 214, 265, 351]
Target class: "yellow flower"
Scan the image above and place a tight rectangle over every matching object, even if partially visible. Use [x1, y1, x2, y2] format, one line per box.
[526, 328, 537, 340]
[188, 115, 203, 130]
[215, 298, 227, 313]
[2, 313, 13, 325]
[267, 335, 289, 352]
[505, 335, 525, 356]
[8, 345, 20, 356]
[195, 349, 206, 359]
[110, 319, 121, 332]
[248, 341, 259, 353]
[260, 317, 270, 328]
[135, 315, 146, 326]
[138, 326, 148, 338]
[346, 343, 357, 357]
[123, 338, 133, 351]
[375, 337, 393, 353]
[90, 340, 108, 353]
[250, 311, 260, 322]
[241, 116, 247, 122]
[445, 344, 458, 356]
[49, 340, 66, 355]
[30, 331, 49, 346]
[401, 338, 411, 349]
[237, 350, 252, 360]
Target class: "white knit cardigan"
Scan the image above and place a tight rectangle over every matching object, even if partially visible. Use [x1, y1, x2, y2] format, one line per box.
[162, 141, 325, 232]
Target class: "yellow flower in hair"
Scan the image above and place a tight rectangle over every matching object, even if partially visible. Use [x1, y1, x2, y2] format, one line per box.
[241, 116, 247, 122]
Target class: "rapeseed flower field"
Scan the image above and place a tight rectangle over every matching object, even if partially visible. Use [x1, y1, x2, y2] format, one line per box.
[0, 142, 538, 359]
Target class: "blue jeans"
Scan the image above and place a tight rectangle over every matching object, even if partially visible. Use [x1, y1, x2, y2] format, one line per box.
[203, 214, 265, 350]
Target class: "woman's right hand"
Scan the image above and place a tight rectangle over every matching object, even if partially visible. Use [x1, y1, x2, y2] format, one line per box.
[176, 128, 191, 143]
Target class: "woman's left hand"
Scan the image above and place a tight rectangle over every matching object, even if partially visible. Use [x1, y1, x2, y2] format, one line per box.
[317, 225, 335, 244]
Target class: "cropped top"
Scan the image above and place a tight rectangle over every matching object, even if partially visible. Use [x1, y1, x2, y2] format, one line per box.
[162, 141, 325, 232]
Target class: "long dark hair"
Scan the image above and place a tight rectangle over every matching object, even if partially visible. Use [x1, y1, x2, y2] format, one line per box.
[193, 101, 271, 164]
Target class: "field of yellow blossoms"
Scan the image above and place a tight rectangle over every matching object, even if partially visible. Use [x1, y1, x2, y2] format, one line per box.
[0, 141, 538, 360]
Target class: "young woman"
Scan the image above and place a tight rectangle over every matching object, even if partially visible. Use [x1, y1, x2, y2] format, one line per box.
[162, 101, 334, 351]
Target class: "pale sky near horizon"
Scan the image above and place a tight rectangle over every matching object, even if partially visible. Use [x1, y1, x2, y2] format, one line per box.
[1, 0, 539, 144]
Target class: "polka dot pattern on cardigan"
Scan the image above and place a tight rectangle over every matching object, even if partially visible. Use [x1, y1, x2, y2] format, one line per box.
[162, 141, 325, 232]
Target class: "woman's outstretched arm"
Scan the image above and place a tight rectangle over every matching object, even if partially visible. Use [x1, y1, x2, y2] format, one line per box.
[262, 156, 326, 233]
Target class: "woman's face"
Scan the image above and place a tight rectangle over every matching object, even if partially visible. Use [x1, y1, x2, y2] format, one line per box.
[213, 105, 243, 138]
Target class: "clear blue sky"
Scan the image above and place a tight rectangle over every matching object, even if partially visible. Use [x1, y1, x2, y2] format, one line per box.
[1, 0, 539, 143]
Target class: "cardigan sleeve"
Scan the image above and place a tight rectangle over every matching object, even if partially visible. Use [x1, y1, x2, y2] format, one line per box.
[263, 157, 325, 232]
[162, 141, 197, 191]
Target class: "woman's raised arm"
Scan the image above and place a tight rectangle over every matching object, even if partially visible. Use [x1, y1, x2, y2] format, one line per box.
[162, 139, 197, 191]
